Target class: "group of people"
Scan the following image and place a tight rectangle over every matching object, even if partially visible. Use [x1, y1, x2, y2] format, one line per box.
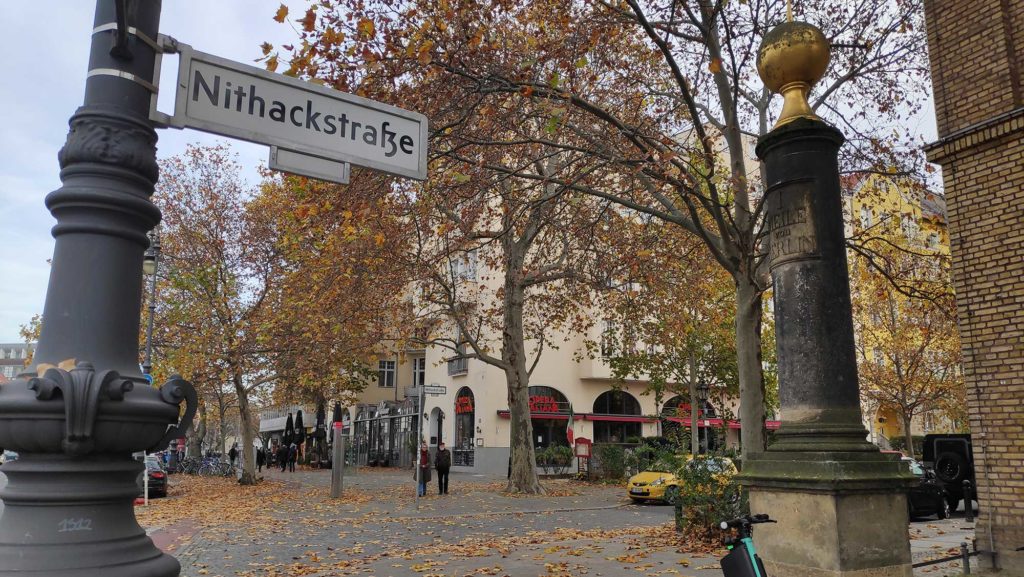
[274, 443, 299, 472]
[417, 441, 452, 496]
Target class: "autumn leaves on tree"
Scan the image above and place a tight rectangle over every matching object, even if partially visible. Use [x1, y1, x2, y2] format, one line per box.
[131, 0, 960, 493]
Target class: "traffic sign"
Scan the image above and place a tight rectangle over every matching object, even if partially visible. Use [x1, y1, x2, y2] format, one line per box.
[423, 384, 447, 396]
[153, 40, 428, 181]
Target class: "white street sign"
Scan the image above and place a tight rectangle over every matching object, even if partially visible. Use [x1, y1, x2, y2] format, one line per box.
[423, 384, 447, 396]
[155, 41, 428, 181]
[269, 146, 350, 184]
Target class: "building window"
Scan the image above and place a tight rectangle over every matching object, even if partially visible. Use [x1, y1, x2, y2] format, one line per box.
[600, 320, 618, 357]
[454, 387, 476, 466]
[592, 390, 642, 443]
[901, 215, 919, 240]
[377, 360, 396, 388]
[448, 332, 469, 376]
[450, 249, 477, 281]
[859, 206, 872, 229]
[412, 357, 425, 389]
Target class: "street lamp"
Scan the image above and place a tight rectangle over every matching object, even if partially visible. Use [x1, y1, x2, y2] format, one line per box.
[0, 2, 195, 575]
[142, 228, 161, 377]
[696, 382, 710, 454]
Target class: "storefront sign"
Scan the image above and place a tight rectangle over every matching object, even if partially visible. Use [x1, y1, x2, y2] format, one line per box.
[528, 395, 562, 413]
[455, 396, 474, 414]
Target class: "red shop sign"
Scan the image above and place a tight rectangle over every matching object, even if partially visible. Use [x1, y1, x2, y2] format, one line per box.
[455, 396, 474, 414]
[529, 395, 561, 413]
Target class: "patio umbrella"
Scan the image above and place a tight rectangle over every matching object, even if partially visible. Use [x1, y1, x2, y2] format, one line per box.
[294, 409, 306, 448]
[283, 412, 294, 446]
[315, 403, 326, 439]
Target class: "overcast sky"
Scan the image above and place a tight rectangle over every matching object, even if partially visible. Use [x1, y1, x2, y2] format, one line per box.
[0, 2, 301, 342]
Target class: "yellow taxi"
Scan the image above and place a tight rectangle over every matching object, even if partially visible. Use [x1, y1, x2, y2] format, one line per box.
[626, 455, 737, 504]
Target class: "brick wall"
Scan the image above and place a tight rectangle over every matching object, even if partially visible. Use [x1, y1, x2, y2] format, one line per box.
[924, 0, 1024, 571]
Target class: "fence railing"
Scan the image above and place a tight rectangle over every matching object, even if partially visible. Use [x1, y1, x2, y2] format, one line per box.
[911, 542, 982, 574]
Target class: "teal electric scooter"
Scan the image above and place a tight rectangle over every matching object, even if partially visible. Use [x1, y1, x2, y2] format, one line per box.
[719, 514, 776, 577]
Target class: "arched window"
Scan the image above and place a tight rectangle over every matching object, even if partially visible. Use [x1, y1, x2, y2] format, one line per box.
[454, 387, 476, 465]
[593, 390, 641, 415]
[527, 386, 570, 448]
[592, 390, 642, 443]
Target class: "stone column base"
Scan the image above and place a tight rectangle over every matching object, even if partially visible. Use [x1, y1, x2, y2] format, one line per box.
[748, 489, 912, 577]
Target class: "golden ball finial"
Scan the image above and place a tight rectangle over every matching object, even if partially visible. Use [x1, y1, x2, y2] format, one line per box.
[757, 21, 830, 128]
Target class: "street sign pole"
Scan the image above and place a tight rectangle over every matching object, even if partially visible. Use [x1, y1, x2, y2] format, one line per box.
[416, 385, 425, 509]
[330, 423, 344, 498]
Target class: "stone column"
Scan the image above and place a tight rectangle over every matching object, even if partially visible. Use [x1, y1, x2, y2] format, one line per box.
[736, 20, 914, 577]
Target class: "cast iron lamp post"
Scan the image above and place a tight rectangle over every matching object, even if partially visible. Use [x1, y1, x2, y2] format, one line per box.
[142, 228, 161, 377]
[0, 2, 195, 575]
[696, 381, 709, 454]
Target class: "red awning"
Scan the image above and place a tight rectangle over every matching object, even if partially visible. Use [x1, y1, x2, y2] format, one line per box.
[496, 410, 583, 421]
[585, 414, 656, 423]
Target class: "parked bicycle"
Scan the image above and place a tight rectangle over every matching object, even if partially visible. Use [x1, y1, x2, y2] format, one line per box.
[719, 514, 775, 577]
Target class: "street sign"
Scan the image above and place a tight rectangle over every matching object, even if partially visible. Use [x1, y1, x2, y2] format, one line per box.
[269, 146, 350, 184]
[153, 40, 428, 181]
[423, 384, 447, 396]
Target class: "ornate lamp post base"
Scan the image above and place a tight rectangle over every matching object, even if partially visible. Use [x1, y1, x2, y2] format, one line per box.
[0, 456, 179, 576]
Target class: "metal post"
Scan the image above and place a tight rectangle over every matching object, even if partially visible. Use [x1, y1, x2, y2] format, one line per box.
[143, 453, 149, 506]
[142, 230, 160, 376]
[964, 480, 974, 523]
[416, 386, 424, 509]
[961, 542, 971, 574]
[330, 425, 343, 498]
[0, 2, 195, 575]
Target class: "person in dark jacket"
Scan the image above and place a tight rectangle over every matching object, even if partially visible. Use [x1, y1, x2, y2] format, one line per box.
[256, 447, 265, 472]
[277, 444, 289, 473]
[435, 441, 452, 495]
[228, 444, 238, 467]
[288, 443, 298, 472]
[417, 441, 430, 496]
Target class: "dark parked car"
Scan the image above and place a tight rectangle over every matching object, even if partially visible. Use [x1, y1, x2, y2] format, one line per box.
[904, 458, 949, 520]
[137, 457, 168, 498]
[922, 433, 975, 511]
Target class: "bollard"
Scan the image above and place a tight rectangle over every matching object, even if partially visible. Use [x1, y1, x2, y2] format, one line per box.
[674, 503, 684, 532]
[961, 542, 971, 574]
[331, 425, 344, 498]
[963, 480, 974, 523]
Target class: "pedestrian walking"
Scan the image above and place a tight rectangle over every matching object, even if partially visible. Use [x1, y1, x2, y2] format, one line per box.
[435, 441, 451, 495]
[417, 441, 430, 497]
[256, 447, 265, 472]
[278, 444, 289, 473]
[288, 443, 298, 473]
[229, 443, 238, 468]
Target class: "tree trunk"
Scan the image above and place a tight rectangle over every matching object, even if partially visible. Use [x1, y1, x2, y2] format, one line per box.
[736, 277, 766, 459]
[902, 412, 916, 459]
[217, 397, 229, 460]
[188, 399, 207, 458]
[689, 351, 700, 456]
[503, 276, 543, 494]
[233, 370, 258, 485]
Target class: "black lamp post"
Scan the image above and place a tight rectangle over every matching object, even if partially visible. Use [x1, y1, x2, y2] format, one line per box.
[0, 2, 195, 575]
[142, 228, 161, 377]
[696, 382, 710, 454]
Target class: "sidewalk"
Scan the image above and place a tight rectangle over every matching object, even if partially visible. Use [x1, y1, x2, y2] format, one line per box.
[138, 468, 974, 577]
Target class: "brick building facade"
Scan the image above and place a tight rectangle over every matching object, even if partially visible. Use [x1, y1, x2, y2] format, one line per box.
[923, 1, 1024, 571]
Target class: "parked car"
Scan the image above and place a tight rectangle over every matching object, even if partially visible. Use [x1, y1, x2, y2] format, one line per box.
[0, 450, 17, 465]
[137, 457, 168, 498]
[627, 455, 736, 504]
[903, 457, 949, 519]
[921, 433, 975, 512]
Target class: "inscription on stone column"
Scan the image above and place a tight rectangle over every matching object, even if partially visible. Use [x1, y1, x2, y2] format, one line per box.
[767, 181, 818, 268]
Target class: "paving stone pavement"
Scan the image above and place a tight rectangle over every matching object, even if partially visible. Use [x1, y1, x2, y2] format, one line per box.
[130, 467, 977, 577]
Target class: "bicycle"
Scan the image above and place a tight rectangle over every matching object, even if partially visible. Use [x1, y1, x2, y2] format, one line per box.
[719, 514, 776, 577]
